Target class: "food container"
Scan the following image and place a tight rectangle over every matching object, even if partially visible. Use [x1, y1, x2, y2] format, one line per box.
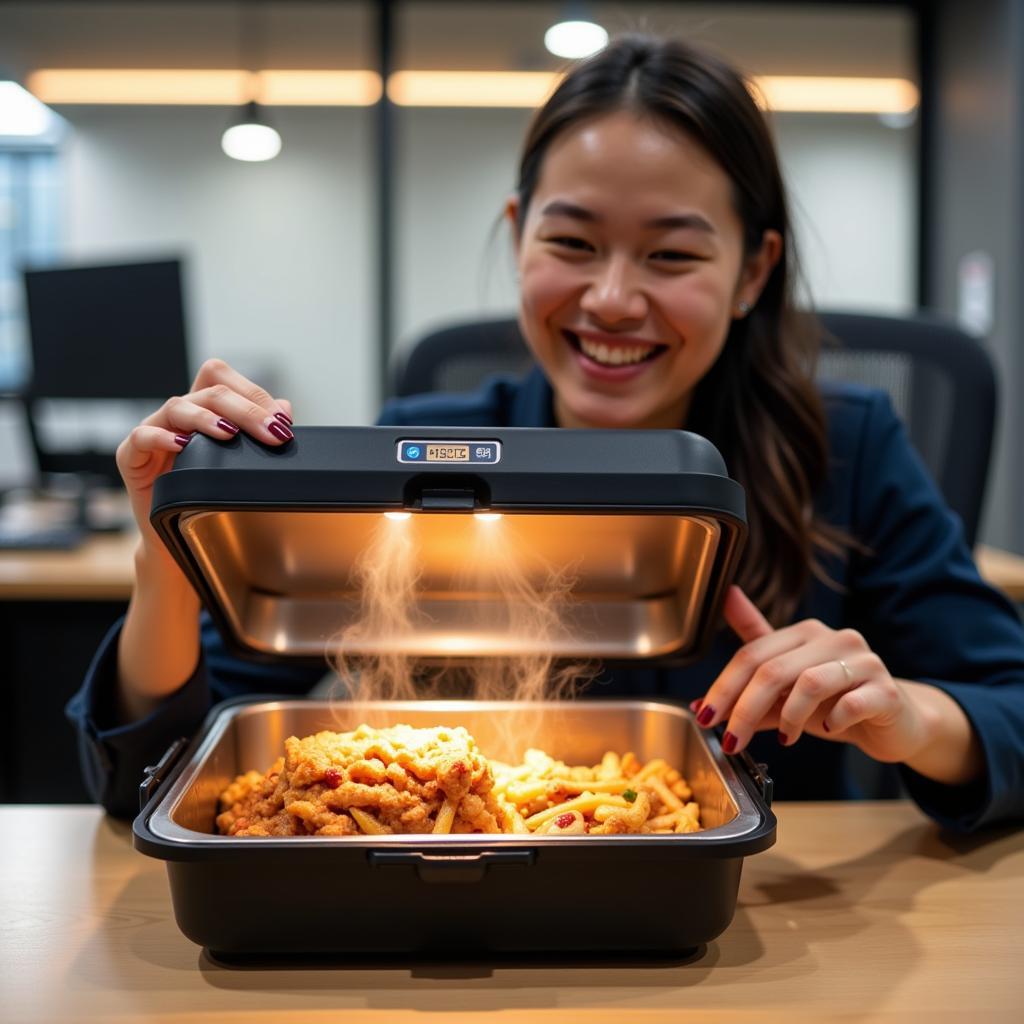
[133, 425, 776, 957]
[134, 699, 776, 958]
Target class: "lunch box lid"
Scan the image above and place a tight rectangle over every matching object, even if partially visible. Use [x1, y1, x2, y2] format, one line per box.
[150, 425, 746, 664]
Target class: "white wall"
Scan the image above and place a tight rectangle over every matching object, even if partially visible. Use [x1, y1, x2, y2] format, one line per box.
[53, 102, 916, 430]
[775, 113, 917, 313]
[61, 105, 376, 426]
[394, 107, 918, 361]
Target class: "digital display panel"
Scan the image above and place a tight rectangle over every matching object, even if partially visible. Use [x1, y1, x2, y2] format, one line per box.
[425, 444, 470, 462]
[398, 440, 501, 464]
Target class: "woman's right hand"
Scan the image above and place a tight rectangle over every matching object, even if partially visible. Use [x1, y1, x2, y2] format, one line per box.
[116, 358, 294, 561]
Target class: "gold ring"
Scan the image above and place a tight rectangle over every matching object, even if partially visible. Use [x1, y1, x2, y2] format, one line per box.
[837, 658, 854, 685]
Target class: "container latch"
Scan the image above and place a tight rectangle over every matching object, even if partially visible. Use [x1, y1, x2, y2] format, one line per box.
[369, 849, 535, 883]
[139, 736, 189, 813]
[736, 748, 774, 808]
[419, 488, 477, 511]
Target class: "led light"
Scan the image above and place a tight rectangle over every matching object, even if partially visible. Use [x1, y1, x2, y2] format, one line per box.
[544, 20, 608, 59]
[260, 70, 381, 106]
[434, 635, 479, 653]
[26, 67, 919, 115]
[475, 512, 502, 523]
[26, 68, 381, 106]
[751, 75, 919, 115]
[0, 80, 60, 136]
[387, 71, 558, 108]
[221, 102, 281, 162]
[384, 511, 411, 521]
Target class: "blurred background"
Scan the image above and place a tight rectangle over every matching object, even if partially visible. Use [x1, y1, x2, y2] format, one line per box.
[2, 0, 1024, 540]
[0, 0, 1015, 544]
[1, 0, 1023, 800]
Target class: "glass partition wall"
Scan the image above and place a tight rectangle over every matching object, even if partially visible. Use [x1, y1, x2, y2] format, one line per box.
[392, 1, 919, 374]
[1, 1, 918, 423]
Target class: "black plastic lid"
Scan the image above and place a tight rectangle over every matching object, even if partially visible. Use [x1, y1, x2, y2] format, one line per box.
[151, 426, 746, 664]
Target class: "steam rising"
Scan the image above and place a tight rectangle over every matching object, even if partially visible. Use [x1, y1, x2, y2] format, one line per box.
[329, 514, 594, 755]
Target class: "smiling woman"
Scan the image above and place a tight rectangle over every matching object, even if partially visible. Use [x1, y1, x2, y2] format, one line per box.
[67, 34, 1024, 838]
[505, 43, 829, 628]
[508, 116, 776, 430]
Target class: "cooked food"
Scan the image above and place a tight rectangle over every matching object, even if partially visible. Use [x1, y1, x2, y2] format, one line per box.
[216, 723, 700, 837]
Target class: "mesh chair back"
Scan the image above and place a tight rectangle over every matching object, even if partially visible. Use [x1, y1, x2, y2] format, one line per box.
[395, 310, 996, 546]
[817, 311, 996, 548]
[395, 318, 533, 397]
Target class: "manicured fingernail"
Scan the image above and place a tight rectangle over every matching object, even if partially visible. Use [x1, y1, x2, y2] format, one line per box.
[697, 705, 716, 727]
[274, 411, 293, 426]
[174, 433, 191, 448]
[689, 700, 702, 714]
[822, 720, 831, 733]
[778, 731, 789, 746]
[267, 419, 294, 442]
[722, 731, 739, 754]
[217, 418, 240, 435]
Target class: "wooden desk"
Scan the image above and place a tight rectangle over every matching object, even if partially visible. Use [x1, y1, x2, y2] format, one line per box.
[1, 802, 1021, 1023]
[0, 530, 138, 600]
[2, 533, 1024, 603]
[975, 544, 1024, 602]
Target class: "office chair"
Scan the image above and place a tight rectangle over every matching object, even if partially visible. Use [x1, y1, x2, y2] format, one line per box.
[395, 310, 997, 549]
[395, 310, 998, 802]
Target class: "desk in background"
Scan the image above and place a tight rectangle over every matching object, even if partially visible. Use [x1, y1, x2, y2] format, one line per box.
[3, 535, 1024, 803]
[1, 801, 1021, 1022]
[5, 532, 1024, 604]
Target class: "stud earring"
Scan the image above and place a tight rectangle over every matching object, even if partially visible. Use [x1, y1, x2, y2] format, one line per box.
[737, 300, 752, 315]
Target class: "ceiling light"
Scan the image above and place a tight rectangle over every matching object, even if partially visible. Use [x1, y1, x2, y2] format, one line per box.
[0, 80, 63, 137]
[25, 68, 920, 115]
[387, 71, 559, 108]
[751, 76, 919, 115]
[27, 69, 381, 107]
[221, 102, 281, 161]
[544, 20, 608, 59]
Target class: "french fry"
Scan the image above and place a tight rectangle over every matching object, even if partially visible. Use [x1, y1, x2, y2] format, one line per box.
[432, 798, 457, 834]
[350, 807, 389, 835]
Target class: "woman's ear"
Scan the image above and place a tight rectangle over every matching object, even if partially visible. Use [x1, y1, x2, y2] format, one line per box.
[505, 194, 522, 255]
[734, 229, 783, 316]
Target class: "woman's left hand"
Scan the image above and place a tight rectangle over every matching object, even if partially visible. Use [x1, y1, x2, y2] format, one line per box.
[693, 586, 931, 763]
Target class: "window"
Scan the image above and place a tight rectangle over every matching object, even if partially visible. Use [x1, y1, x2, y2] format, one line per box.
[0, 148, 62, 391]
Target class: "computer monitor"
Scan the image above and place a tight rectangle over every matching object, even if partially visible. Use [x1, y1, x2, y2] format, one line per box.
[21, 257, 192, 482]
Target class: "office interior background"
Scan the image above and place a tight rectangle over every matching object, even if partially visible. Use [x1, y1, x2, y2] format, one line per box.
[0, 0, 1020, 552]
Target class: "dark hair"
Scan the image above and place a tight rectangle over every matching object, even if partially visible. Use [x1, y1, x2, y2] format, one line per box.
[515, 34, 847, 625]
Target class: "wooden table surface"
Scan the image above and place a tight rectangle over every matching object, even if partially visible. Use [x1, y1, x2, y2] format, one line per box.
[2, 802, 1022, 1023]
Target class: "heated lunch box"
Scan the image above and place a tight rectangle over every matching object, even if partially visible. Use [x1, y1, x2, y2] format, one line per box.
[133, 425, 776, 957]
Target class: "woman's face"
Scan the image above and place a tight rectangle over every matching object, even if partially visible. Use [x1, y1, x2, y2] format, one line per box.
[508, 111, 779, 429]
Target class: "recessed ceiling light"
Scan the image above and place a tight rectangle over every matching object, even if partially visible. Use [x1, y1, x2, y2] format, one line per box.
[544, 20, 608, 59]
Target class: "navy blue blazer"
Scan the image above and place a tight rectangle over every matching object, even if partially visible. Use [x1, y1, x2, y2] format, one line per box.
[67, 369, 1024, 828]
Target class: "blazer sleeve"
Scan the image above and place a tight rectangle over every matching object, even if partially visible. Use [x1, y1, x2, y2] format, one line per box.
[844, 391, 1024, 831]
[65, 614, 324, 819]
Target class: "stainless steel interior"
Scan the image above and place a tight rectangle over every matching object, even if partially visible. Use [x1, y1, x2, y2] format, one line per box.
[148, 700, 763, 844]
[178, 510, 722, 658]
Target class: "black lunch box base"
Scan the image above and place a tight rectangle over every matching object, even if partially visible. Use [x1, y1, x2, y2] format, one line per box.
[135, 697, 776, 960]
[166, 847, 747, 959]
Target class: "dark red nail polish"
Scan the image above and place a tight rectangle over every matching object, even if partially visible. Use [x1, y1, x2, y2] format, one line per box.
[689, 700, 702, 714]
[822, 720, 831, 733]
[267, 420, 294, 442]
[778, 731, 789, 745]
[275, 411, 293, 426]
[697, 705, 715, 726]
[174, 433, 191, 448]
[217, 418, 240, 435]
[722, 731, 738, 754]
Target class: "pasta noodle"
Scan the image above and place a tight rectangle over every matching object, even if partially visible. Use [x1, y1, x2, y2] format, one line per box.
[216, 723, 701, 837]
